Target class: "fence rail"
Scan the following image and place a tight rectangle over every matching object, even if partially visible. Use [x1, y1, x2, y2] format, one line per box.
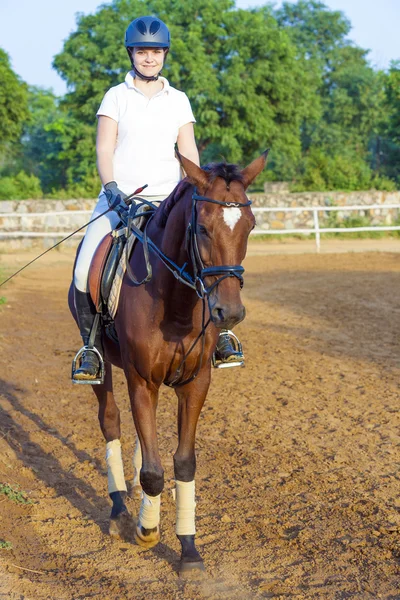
[1, 204, 400, 252]
[252, 203, 400, 251]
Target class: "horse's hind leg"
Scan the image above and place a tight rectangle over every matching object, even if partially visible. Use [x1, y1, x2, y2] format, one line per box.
[92, 361, 135, 541]
[174, 372, 210, 575]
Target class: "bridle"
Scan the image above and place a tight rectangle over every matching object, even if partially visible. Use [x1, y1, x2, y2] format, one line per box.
[187, 190, 252, 298]
[124, 186, 252, 386]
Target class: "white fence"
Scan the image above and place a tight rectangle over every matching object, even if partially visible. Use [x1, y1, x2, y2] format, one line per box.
[1, 204, 400, 252]
[253, 203, 400, 251]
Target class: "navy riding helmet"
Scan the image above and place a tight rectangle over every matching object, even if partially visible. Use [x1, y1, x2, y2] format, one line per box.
[125, 16, 170, 81]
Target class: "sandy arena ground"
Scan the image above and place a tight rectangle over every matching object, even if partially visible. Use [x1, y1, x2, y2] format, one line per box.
[0, 241, 399, 599]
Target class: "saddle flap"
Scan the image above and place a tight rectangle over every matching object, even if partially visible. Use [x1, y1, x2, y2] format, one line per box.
[88, 233, 114, 311]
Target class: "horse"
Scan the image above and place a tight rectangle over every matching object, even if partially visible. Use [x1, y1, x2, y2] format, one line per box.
[69, 150, 268, 575]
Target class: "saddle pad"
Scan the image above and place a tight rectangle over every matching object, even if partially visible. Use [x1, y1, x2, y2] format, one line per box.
[108, 215, 145, 318]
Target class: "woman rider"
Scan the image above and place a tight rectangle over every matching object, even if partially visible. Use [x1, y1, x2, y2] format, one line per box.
[73, 16, 244, 381]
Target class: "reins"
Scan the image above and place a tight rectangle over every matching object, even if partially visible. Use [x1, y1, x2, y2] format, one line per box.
[124, 187, 252, 386]
[0, 185, 148, 289]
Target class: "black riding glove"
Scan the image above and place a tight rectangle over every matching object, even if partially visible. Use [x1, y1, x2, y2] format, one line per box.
[104, 181, 129, 221]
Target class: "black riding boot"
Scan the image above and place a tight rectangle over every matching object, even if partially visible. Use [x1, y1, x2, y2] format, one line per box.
[214, 330, 244, 364]
[73, 287, 102, 380]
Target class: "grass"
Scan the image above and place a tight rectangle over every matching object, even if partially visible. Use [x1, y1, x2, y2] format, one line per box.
[0, 540, 12, 550]
[0, 267, 7, 305]
[0, 483, 32, 505]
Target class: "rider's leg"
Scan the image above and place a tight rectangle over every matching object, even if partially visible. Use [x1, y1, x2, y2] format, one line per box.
[214, 329, 244, 363]
[73, 287, 103, 379]
[73, 193, 120, 379]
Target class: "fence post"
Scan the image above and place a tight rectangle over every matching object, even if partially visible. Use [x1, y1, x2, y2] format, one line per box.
[313, 209, 321, 253]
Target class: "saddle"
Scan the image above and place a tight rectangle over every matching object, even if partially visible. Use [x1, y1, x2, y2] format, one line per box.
[87, 208, 151, 340]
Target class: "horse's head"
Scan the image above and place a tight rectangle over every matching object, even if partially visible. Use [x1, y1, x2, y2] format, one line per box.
[177, 150, 269, 329]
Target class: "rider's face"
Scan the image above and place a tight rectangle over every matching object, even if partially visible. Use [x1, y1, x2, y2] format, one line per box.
[132, 47, 165, 77]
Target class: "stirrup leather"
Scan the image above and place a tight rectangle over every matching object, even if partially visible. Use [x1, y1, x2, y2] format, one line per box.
[71, 345, 105, 385]
[212, 330, 245, 369]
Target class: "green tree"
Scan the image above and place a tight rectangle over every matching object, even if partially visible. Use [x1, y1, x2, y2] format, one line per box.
[276, 0, 393, 190]
[377, 61, 400, 184]
[53, 0, 318, 183]
[0, 48, 29, 169]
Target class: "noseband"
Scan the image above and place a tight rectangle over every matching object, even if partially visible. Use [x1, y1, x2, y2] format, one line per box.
[188, 189, 252, 298]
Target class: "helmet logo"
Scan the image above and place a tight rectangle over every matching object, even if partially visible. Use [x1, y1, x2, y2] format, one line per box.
[137, 20, 147, 35]
[149, 21, 161, 35]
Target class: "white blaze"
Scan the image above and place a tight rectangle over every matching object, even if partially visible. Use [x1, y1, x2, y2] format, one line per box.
[223, 207, 242, 231]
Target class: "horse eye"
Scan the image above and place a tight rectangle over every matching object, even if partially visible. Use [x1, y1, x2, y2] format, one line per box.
[198, 225, 208, 237]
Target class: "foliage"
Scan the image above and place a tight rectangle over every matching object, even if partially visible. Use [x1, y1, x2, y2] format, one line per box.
[275, 1, 397, 190]
[0, 540, 12, 550]
[292, 147, 396, 192]
[53, 0, 318, 174]
[0, 483, 32, 504]
[0, 171, 43, 200]
[376, 61, 400, 184]
[0, 49, 29, 152]
[1, 1, 399, 194]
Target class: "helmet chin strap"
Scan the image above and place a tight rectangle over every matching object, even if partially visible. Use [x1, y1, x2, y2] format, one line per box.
[127, 48, 168, 83]
[132, 63, 160, 82]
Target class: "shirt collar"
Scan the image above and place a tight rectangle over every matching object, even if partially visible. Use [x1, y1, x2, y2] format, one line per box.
[125, 71, 170, 95]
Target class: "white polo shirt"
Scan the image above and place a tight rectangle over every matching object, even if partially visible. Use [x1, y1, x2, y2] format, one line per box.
[96, 72, 195, 196]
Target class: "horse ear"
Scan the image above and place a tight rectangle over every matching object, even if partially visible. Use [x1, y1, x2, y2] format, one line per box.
[176, 151, 209, 190]
[241, 149, 270, 190]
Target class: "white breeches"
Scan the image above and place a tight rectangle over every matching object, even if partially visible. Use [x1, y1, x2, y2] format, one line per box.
[73, 193, 166, 293]
[74, 193, 120, 292]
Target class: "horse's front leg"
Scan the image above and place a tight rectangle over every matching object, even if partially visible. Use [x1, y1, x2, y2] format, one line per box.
[92, 361, 134, 540]
[174, 369, 210, 575]
[126, 374, 162, 549]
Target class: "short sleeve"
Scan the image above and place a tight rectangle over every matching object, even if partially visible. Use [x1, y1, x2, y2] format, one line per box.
[177, 93, 196, 129]
[96, 87, 119, 122]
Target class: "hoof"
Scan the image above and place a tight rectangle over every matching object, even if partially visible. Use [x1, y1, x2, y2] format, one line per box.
[134, 524, 160, 549]
[179, 560, 206, 579]
[109, 510, 136, 542]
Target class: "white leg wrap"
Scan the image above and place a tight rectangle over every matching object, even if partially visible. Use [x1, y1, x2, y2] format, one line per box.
[139, 492, 161, 529]
[106, 439, 127, 494]
[132, 436, 142, 487]
[175, 480, 196, 536]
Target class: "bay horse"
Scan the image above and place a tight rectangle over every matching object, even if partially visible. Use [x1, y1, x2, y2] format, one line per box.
[69, 151, 268, 575]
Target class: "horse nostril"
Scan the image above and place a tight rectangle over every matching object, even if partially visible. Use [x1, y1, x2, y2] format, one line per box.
[216, 308, 224, 322]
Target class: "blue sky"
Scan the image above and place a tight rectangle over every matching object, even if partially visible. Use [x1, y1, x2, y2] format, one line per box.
[1, 0, 399, 96]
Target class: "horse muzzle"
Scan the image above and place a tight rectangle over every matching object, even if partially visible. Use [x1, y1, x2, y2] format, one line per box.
[210, 302, 246, 329]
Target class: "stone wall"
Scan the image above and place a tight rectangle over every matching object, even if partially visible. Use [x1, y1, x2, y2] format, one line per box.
[0, 191, 400, 245]
[250, 190, 400, 231]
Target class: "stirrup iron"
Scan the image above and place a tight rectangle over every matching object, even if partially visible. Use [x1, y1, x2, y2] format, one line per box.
[212, 330, 245, 369]
[71, 345, 105, 385]
[72, 312, 105, 385]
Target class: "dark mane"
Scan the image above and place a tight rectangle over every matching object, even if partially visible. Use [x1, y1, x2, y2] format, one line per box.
[155, 179, 192, 228]
[155, 162, 243, 228]
[203, 162, 244, 186]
